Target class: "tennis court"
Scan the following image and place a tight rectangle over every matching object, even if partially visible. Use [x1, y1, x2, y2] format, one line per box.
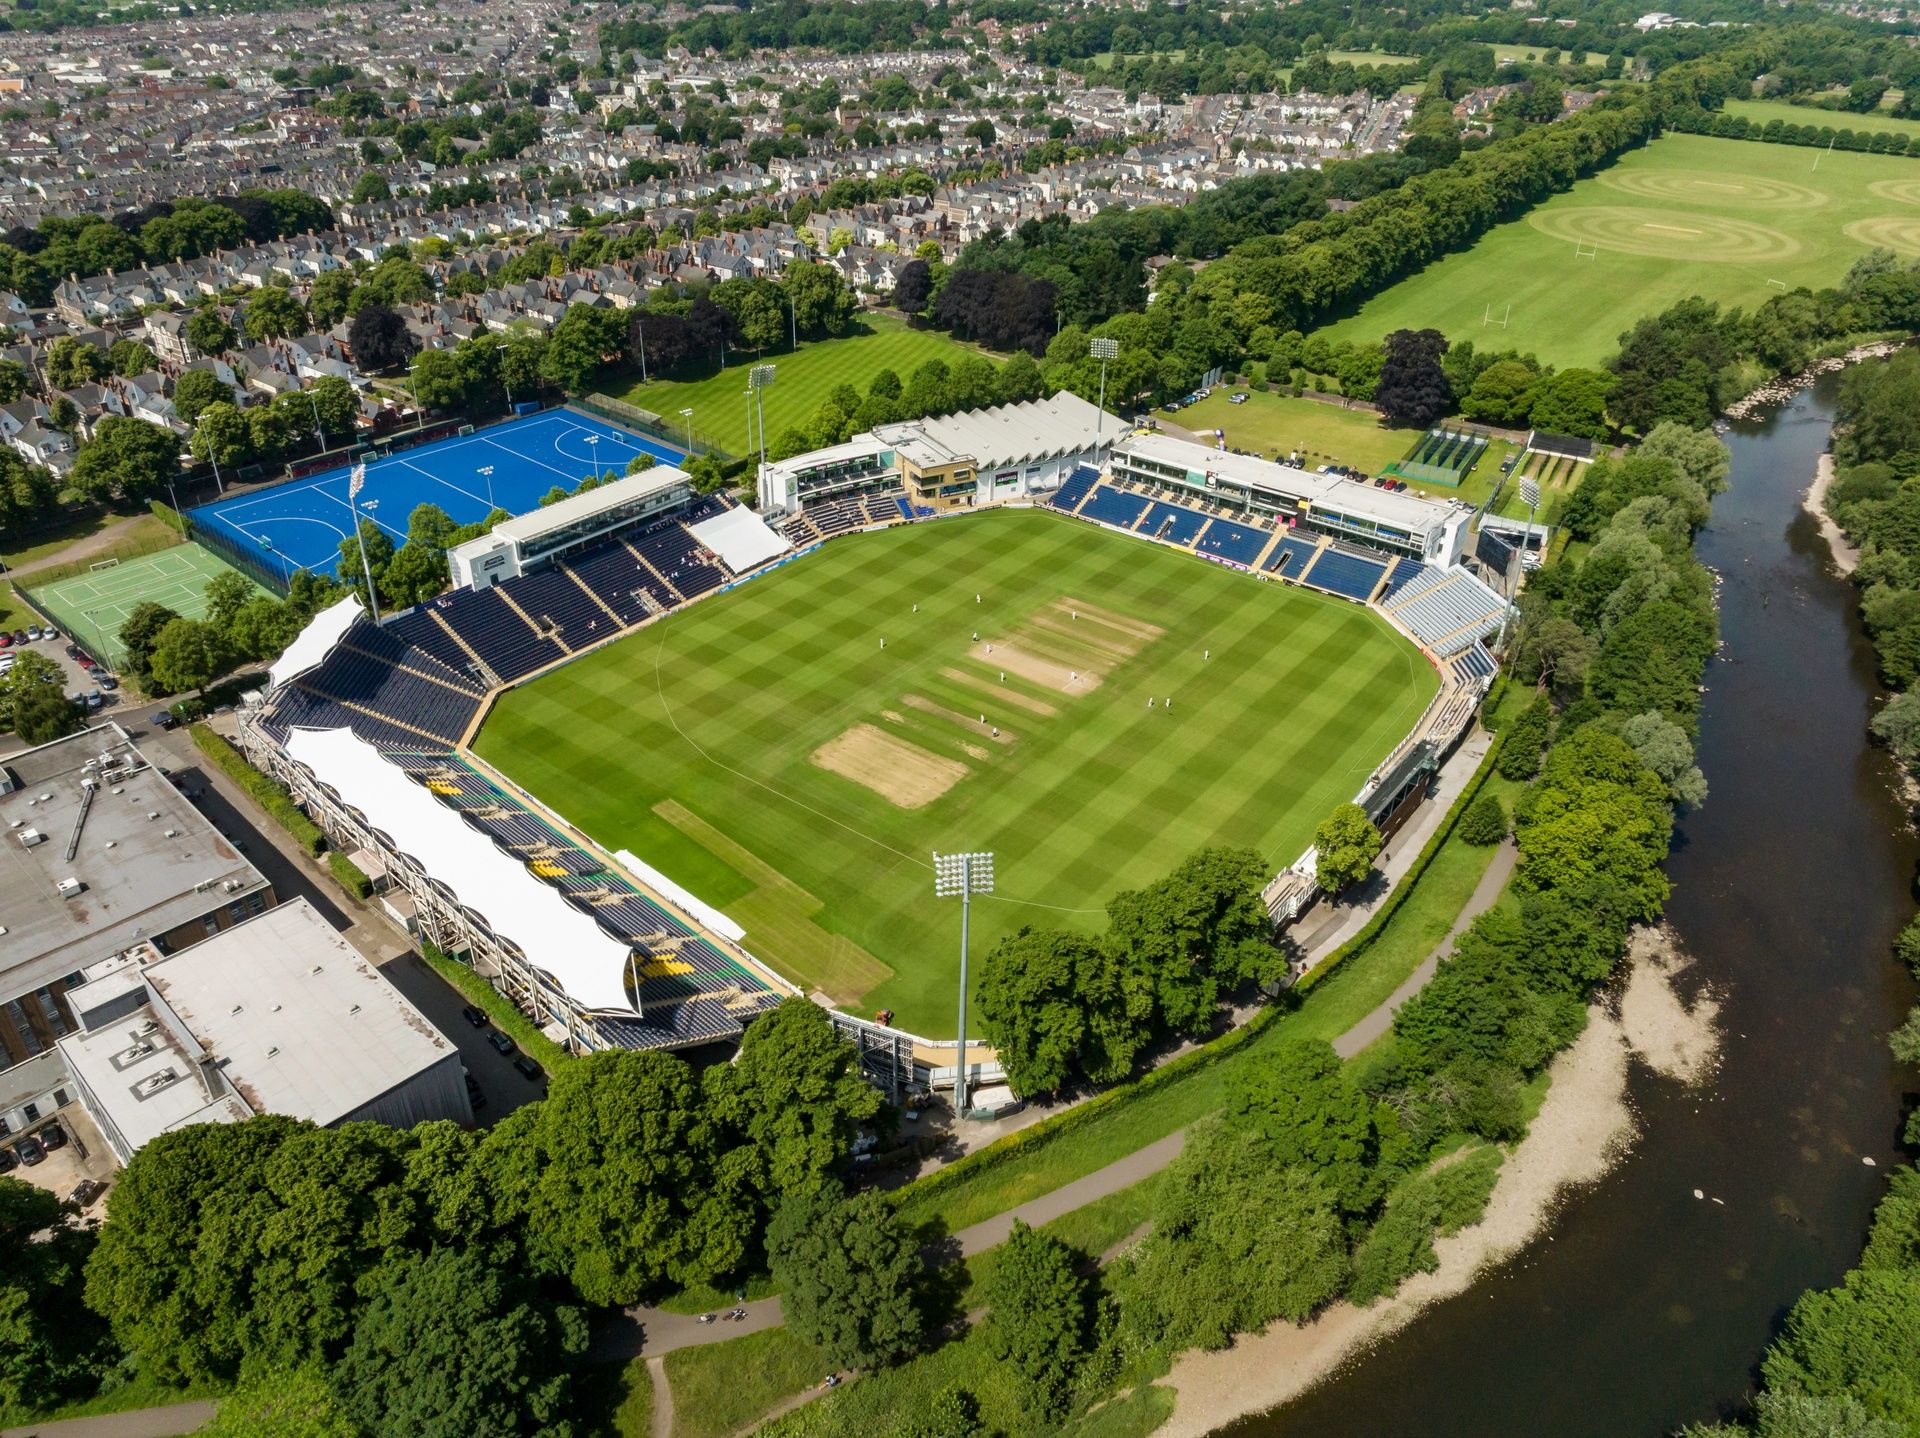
[27, 545, 271, 668]
[184, 408, 686, 580]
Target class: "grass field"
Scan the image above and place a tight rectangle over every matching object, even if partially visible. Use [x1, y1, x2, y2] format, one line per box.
[477, 510, 1435, 1037]
[1318, 131, 1920, 368]
[26, 544, 270, 667]
[1327, 49, 1418, 66]
[1490, 44, 1609, 66]
[1153, 389, 1525, 509]
[1723, 96, 1920, 140]
[613, 314, 990, 457]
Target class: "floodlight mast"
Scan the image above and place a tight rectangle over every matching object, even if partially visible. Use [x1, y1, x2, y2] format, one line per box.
[933, 850, 993, 1116]
[749, 365, 775, 501]
[1090, 337, 1119, 457]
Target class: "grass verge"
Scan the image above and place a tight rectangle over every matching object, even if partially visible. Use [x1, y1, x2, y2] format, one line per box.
[0, 1374, 225, 1430]
[190, 723, 325, 854]
[662, 1326, 827, 1438]
[573, 1354, 656, 1438]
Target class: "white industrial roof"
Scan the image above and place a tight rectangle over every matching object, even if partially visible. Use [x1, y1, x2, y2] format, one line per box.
[688, 506, 789, 574]
[267, 594, 361, 691]
[283, 727, 638, 1013]
[872, 391, 1121, 472]
[490, 467, 690, 547]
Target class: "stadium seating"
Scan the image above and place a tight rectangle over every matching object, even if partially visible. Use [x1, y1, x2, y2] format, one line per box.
[1301, 545, 1388, 603]
[1385, 569, 1508, 654]
[1379, 556, 1427, 602]
[1079, 484, 1151, 531]
[436, 588, 567, 680]
[633, 521, 723, 598]
[382, 608, 491, 683]
[1451, 644, 1498, 683]
[506, 568, 620, 651]
[1194, 517, 1270, 567]
[1262, 532, 1322, 576]
[1141, 501, 1208, 547]
[1050, 465, 1100, 513]
[564, 545, 672, 626]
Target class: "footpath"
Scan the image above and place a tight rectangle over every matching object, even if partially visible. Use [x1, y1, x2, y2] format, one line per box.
[7, 744, 1511, 1438]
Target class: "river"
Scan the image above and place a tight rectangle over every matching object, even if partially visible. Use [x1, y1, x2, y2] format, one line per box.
[1227, 376, 1920, 1437]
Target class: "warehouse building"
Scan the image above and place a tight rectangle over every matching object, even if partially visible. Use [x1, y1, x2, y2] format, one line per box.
[58, 898, 470, 1164]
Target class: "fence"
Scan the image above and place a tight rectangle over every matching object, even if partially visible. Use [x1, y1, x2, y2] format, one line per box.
[185, 514, 298, 596]
[576, 393, 734, 462]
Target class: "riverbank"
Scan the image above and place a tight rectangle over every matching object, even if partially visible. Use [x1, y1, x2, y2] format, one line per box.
[1721, 339, 1904, 422]
[1157, 930, 1721, 1437]
[1804, 453, 1860, 576]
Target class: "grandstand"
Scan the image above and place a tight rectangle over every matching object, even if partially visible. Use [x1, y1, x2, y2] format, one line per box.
[1377, 564, 1509, 655]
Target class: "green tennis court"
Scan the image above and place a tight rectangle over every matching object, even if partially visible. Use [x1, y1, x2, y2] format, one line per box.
[26, 545, 270, 669]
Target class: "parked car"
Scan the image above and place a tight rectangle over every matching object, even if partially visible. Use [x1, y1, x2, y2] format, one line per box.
[68, 1179, 105, 1207]
[64, 642, 80, 658]
[77, 655, 96, 670]
[1228, 392, 1248, 405]
[85, 691, 103, 709]
[98, 673, 117, 691]
[512, 1055, 543, 1082]
[44, 629, 60, 642]
[38, 1121, 66, 1150]
[487, 1030, 516, 1057]
[0, 632, 14, 648]
[0, 1147, 15, 1174]
[151, 710, 177, 730]
[15, 1136, 45, 1166]
[461, 1004, 489, 1028]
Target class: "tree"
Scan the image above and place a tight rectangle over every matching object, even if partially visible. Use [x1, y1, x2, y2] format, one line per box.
[305, 375, 361, 442]
[1462, 360, 1537, 425]
[893, 259, 933, 315]
[1458, 791, 1509, 846]
[170, 368, 230, 426]
[976, 930, 1085, 1097]
[333, 1249, 586, 1438]
[45, 335, 109, 389]
[485, 1051, 747, 1303]
[243, 286, 309, 342]
[12, 678, 81, 743]
[0, 1177, 114, 1412]
[0, 650, 73, 733]
[1104, 846, 1277, 1037]
[702, 997, 880, 1202]
[308, 271, 357, 329]
[200, 1366, 356, 1438]
[1622, 709, 1708, 808]
[1373, 328, 1452, 430]
[1526, 367, 1613, 439]
[1497, 694, 1553, 780]
[1762, 1268, 1920, 1431]
[107, 338, 159, 377]
[207, 571, 258, 635]
[539, 305, 626, 393]
[1872, 689, 1920, 771]
[70, 416, 180, 503]
[184, 307, 236, 358]
[118, 602, 181, 691]
[190, 402, 251, 469]
[985, 1221, 1091, 1420]
[147, 617, 228, 696]
[1227, 1038, 1381, 1214]
[1120, 1122, 1347, 1353]
[347, 303, 416, 372]
[766, 1190, 924, 1369]
[1313, 803, 1381, 894]
[784, 260, 858, 339]
[350, 172, 393, 205]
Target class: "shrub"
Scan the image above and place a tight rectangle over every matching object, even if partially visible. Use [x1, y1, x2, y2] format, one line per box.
[189, 724, 325, 855]
[418, 940, 570, 1070]
[1457, 792, 1508, 846]
[328, 851, 373, 899]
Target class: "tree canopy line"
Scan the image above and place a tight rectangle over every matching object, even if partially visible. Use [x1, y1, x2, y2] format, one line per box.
[0, 998, 884, 1431]
[1688, 352, 1920, 1438]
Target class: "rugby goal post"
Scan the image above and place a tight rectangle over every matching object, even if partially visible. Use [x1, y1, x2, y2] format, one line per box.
[1573, 240, 1599, 260]
[1482, 302, 1511, 328]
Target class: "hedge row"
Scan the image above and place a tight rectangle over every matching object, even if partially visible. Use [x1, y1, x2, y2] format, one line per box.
[148, 498, 187, 536]
[419, 940, 571, 1071]
[328, 851, 373, 899]
[894, 732, 1506, 1214]
[189, 724, 325, 856]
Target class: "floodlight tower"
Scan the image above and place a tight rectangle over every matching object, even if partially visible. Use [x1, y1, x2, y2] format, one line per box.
[933, 850, 993, 1117]
[748, 365, 775, 499]
[1090, 337, 1119, 457]
[1517, 475, 1542, 600]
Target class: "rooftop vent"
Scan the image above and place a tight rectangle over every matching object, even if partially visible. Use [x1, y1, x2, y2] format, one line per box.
[134, 1069, 178, 1097]
[56, 877, 81, 900]
[17, 828, 44, 848]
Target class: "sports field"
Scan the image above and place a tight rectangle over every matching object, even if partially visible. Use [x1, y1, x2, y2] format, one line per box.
[1319, 133, 1920, 367]
[186, 409, 682, 581]
[27, 544, 271, 667]
[476, 509, 1436, 1037]
[614, 315, 991, 456]
[1723, 97, 1920, 141]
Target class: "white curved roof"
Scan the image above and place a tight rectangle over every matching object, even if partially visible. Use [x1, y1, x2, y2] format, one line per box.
[282, 726, 638, 1014]
[267, 595, 362, 692]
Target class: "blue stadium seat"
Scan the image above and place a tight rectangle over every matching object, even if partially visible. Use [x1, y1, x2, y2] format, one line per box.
[1262, 533, 1321, 575]
[1140, 501, 1208, 547]
[1303, 547, 1388, 603]
[1194, 517, 1269, 567]
[1079, 485, 1150, 530]
[1050, 465, 1100, 512]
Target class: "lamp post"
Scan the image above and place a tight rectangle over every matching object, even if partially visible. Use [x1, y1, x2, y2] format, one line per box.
[748, 364, 774, 496]
[933, 850, 993, 1117]
[636, 314, 648, 385]
[307, 390, 327, 455]
[495, 343, 514, 412]
[679, 407, 693, 456]
[786, 287, 797, 352]
[1516, 475, 1541, 601]
[349, 464, 381, 623]
[477, 463, 495, 512]
[586, 432, 601, 480]
[1090, 336, 1118, 458]
[194, 411, 226, 495]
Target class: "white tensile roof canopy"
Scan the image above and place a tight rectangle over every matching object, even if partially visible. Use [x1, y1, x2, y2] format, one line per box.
[283, 726, 639, 1014]
[267, 594, 361, 692]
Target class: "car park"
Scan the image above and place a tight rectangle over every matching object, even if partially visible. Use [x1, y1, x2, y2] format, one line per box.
[486, 1030, 516, 1057]
[461, 1004, 488, 1028]
[512, 1055, 543, 1082]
